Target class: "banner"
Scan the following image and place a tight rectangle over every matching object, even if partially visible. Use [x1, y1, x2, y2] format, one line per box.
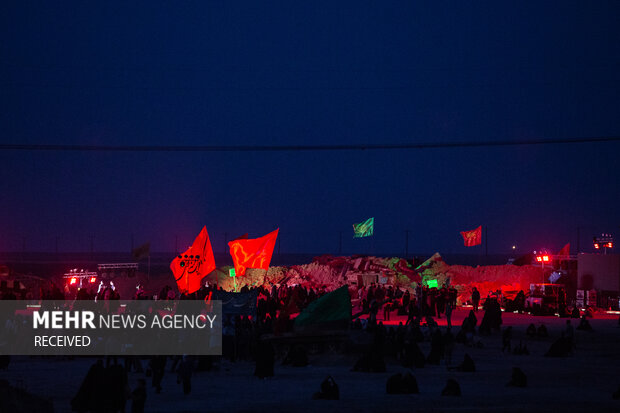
[232, 233, 248, 241]
[170, 226, 216, 294]
[228, 229, 279, 277]
[294, 286, 351, 331]
[353, 217, 374, 238]
[557, 243, 570, 257]
[460, 225, 482, 247]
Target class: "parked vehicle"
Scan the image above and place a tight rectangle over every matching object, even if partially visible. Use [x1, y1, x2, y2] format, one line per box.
[526, 283, 563, 315]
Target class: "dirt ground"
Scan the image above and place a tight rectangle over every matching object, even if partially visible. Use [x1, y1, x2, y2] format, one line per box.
[2, 308, 620, 413]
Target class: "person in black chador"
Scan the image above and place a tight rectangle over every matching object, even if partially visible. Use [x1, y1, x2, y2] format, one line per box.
[478, 307, 491, 335]
[471, 287, 480, 312]
[445, 301, 453, 329]
[456, 310, 477, 344]
[426, 328, 444, 365]
[545, 334, 572, 357]
[106, 360, 129, 412]
[254, 338, 275, 378]
[537, 324, 548, 338]
[283, 345, 308, 367]
[368, 299, 379, 328]
[443, 327, 455, 366]
[451, 353, 475, 372]
[401, 337, 426, 369]
[177, 356, 194, 395]
[356, 324, 387, 372]
[502, 326, 512, 353]
[401, 290, 410, 315]
[383, 300, 392, 321]
[72, 359, 106, 413]
[130, 379, 147, 413]
[429, 287, 438, 317]
[576, 315, 593, 331]
[0, 355, 9, 370]
[512, 341, 529, 355]
[312, 376, 339, 400]
[386, 372, 419, 394]
[441, 379, 461, 396]
[507, 367, 527, 388]
[151, 355, 167, 394]
[479, 296, 503, 335]
[515, 290, 525, 313]
[405, 300, 419, 326]
[526, 323, 537, 337]
[449, 286, 458, 308]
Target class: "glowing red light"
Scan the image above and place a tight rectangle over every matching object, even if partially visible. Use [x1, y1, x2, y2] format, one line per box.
[594, 243, 600, 249]
[89, 277, 97, 283]
[542, 255, 550, 262]
[69, 277, 77, 285]
[607, 242, 613, 248]
[536, 256, 542, 262]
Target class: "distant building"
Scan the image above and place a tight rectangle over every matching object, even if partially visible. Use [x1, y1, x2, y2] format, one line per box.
[577, 253, 620, 308]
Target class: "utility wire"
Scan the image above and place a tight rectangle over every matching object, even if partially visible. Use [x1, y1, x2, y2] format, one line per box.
[0, 136, 619, 152]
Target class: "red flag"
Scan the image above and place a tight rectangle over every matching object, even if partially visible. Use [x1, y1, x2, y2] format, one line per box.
[232, 233, 249, 241]
[228, 229, 279, 277]
[170, 226, 216, 294]
[557, 243, 570, 257]
[460, 226, 482, 247]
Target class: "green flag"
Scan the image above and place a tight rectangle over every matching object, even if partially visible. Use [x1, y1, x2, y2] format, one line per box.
[294, 286, 351, 331]
[132, 242, 150, 261]
[353, 217, 374, 238]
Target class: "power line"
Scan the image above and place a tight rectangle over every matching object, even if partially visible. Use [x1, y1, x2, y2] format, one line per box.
[0, 136, 619, 152]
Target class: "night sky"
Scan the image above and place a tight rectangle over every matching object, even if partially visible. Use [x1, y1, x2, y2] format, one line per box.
[2, 2, 619, 256]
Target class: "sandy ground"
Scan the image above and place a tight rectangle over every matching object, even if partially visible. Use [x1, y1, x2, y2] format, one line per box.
[2, 308, 620, 413]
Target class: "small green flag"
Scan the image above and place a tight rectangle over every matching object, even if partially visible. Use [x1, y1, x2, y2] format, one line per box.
[353, 217, 374, 238]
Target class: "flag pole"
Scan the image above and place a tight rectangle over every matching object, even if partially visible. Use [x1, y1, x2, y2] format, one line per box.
[485, 226, 488, 263]
[372, 234, 375, 256]
[405, 229, 410, 259]
[577, 226, 580, 254]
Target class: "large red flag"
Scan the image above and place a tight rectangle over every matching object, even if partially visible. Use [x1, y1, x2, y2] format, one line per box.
[228, 229, 279, 277]
[170, 226, 216, 294]
[460, 226, 482, 247]
[557, 243, 570, 257]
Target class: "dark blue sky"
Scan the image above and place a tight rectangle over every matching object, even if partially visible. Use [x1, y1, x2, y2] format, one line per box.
[1, 1, 619, 256]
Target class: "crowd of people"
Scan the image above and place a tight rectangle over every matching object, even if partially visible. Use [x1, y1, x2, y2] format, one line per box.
[355, 283, 459, 330]
[1, 276, 615, 412]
